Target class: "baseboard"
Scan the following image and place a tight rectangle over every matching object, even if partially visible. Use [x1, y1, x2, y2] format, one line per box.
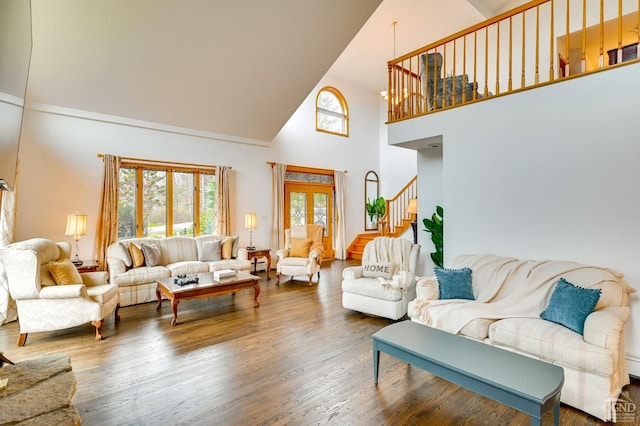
[626, 352, 640, 378]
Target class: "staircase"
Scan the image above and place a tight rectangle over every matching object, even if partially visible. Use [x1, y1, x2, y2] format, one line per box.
[346, 176, 417, 260]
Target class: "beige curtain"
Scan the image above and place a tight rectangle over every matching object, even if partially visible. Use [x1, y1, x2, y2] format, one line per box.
[270, 164, 287, 263]
[0, 163, 19, 247]
[334, 170, 347, 260]
[0, 166, 19, 323]
[95, 154, 120, 270]
[215, 166, 230, 235]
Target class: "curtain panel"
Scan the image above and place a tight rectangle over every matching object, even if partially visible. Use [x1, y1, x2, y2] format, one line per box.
[215, 166, 230, 236]
[95, 154, 120, 270]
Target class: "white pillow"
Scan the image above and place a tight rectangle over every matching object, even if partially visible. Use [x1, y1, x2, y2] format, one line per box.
[200, 240, 222, 261]
[362, 261, 395, 279]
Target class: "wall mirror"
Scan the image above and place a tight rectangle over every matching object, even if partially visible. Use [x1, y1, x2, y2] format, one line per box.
[0, 0, 32, 192]
[364, 170, 379, 231]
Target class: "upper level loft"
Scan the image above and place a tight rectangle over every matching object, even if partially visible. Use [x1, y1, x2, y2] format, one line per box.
[386, 0, 640, 123]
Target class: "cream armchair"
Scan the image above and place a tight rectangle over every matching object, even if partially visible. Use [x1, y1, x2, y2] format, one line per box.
[276, 224, 325, 286]
[0, 238, 120, 346]
[342, 237, 420, 320]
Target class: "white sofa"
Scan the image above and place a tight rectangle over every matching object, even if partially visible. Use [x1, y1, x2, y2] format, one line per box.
[106, 235, 251, 306]
[342, 237, 420, 320]
[0, 238, 120, 346]
[408, 254, 636, 422]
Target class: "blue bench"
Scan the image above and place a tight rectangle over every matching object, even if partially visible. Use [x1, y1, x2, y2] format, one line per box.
[372, 320, 564, 425]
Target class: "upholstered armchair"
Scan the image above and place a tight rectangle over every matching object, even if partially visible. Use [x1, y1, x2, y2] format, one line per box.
[0, 238, 120, 346]
[342, 237, 420, 320]
[276, 224, 325, 286]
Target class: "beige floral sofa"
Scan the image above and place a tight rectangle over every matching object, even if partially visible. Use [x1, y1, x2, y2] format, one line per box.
[106, 235, 251, 306]
[408, 254, 635, 422]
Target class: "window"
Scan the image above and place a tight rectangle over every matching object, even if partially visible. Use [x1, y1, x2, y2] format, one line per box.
[118, 161, 217, 239]
[316, 86, 348, 137]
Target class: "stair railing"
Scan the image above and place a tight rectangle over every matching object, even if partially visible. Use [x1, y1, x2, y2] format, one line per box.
[380, 176, 417, 236]
[387, 0, 640, 123]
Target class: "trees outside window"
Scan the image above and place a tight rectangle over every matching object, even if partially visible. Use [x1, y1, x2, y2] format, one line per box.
[118, 163, 216, 239]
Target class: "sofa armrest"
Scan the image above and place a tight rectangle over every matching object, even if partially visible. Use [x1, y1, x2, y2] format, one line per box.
[39, 284, 87, 299]
[236, 247, 248, 261]
[415, 276, 439, 300]
[81, 271, 109, 286]
[276, 249, 289, 260]
[309, 250, 321, 264]
[583, 306, 630, 349]
[342, 266, 363, 280]
[106, 257, 126, 276]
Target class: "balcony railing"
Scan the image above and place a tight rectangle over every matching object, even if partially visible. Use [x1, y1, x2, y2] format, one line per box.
[386, 0, 640, 123]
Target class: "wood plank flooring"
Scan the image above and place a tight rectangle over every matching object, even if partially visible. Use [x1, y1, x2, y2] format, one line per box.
[1, 260, 638, 425]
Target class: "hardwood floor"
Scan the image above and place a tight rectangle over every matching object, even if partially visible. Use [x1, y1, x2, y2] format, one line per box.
[1, 260, 638, 425]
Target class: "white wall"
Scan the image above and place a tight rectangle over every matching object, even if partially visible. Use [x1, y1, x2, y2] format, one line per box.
[273, 74, 382, 246]
[14, 74, 381, 260]
[378, 98, 417, 200]
[388, 63, 640, 375]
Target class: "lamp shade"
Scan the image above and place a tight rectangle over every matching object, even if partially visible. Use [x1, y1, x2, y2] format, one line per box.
[244, 212, 257, 230]
[65, 212, 87, 237]
[405, 198, 418, 215]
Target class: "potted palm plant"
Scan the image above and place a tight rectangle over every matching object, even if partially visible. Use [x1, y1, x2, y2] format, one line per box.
[423, 205, 443, 267]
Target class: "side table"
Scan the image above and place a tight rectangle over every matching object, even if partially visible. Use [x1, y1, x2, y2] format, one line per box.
[76, 261, 99, 273]
[246, 248, 271, 280]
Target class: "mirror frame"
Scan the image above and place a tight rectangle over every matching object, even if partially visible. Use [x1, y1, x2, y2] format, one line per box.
[364, 171, 379, 231]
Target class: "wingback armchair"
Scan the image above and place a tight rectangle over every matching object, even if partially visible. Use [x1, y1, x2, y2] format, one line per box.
[276, 224, 325, 286]
[0, 238, 120, 346]
[342, 237, 420, 320]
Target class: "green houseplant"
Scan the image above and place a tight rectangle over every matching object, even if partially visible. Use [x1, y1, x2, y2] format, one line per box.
[423, 205, 443, 268]
[366, 196, 386, 223]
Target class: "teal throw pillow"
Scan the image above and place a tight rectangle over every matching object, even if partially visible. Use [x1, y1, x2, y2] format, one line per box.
[540, 278, 601, 335]
[434, 267, 474, 300]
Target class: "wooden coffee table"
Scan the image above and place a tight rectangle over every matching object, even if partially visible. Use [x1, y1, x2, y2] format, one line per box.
[156, 271, 260, 325]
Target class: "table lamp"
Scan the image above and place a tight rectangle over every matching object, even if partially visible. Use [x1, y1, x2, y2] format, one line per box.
[244, 212, 257, 250]
[405, 198, 418, 244]
[65, 212, 87, 265]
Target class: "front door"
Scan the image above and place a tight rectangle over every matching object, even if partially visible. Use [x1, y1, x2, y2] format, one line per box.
[284, 182, 334, 259]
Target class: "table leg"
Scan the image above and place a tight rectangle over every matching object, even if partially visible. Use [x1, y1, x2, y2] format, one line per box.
[253, 282, 261, 307]
[155, 286, 162, 310]
[171, 298, 180, 326]
[553, 401, 560, 426]
[265, 253, 271, 280]
[373, 341, 380, 384]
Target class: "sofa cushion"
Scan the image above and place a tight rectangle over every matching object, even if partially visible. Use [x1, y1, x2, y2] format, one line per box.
[207, 259, 251, 272]
[488, 317, 614, 376]
[113, 242, 133, 268]
[110, 266, 170, 287]
[159, 237, 198, 265]
[221, 237, 234, 259]
[231, 235, 240, 258]
[141, 243, 162, 267]
[362, 261, 394, 279]
[434, 267, 474, 300]
[540, 278, 601, 335]
[458, 318, 496, 340]
[165, 261, 210, 277]
[48, 259, 83, 285]
[199, 241, 222, 261]
[289, 238, 312, 257]
[342, 278, 403, 302]
[128, 243, 145, 267]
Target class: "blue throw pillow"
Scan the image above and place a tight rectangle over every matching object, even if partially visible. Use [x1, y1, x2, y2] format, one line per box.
[540, 278, 601, 335]
[434, 267, 474, 300]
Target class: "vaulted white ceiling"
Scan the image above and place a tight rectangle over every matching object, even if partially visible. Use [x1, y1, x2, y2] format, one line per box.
[27, 0, 526, 143]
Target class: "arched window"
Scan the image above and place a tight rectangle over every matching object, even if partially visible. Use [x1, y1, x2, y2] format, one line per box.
[316, 86, 348, 137]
